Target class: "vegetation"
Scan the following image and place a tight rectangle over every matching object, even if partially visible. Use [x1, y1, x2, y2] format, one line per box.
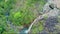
[1, 0, 60, 34]
[0, 0, 46, 34]
[9, 0, 46, 26]
[0, 0, 18, 34]
[31, 20, 45, 33]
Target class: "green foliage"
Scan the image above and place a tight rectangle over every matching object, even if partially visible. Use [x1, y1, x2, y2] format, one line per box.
[9, 9, 35, 26]
[2, 28, 18, 34]
[9, 0, 46, 26]
[0, 0, 46, 33]
[0, 17, 6, 34]
[31, 20, 44, 33]
[0, 0, 18, 34]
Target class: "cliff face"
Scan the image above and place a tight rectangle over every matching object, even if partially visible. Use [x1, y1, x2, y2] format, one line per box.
[42, 0, 60, 33]
[29, 0, 60, 34]
[53, 0, 60, 9]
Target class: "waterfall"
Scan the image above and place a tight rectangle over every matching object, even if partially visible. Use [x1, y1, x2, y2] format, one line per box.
[25, 12, 51, 33]
[24, 0, 60, 33]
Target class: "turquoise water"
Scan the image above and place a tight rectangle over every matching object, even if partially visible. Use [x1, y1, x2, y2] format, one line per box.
[20, 28, 28, 34]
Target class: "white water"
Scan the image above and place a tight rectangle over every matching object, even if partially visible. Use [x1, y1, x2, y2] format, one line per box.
[24, 0, 60, 33]
[24, 1, 50, 33]
[25, 13, 50, 33]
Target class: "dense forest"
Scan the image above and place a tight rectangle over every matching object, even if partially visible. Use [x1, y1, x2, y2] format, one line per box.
[0, 0, 60, 34]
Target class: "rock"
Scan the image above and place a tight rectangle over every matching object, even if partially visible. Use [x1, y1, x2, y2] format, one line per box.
[53, 0, 60, 9]
[45, 16, 58, 32]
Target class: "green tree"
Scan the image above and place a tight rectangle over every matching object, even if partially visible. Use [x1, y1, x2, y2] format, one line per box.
[9, 0, 46, 26]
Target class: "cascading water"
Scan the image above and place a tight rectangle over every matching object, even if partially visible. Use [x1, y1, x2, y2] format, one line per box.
[23, 0, 60, 33]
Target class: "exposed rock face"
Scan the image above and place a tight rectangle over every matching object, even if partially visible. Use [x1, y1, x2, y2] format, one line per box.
[53, 0, 60, 9]
[41, 0, 60, 34]
[32, 0, 60, 34]
[28, 0, 60, 34]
